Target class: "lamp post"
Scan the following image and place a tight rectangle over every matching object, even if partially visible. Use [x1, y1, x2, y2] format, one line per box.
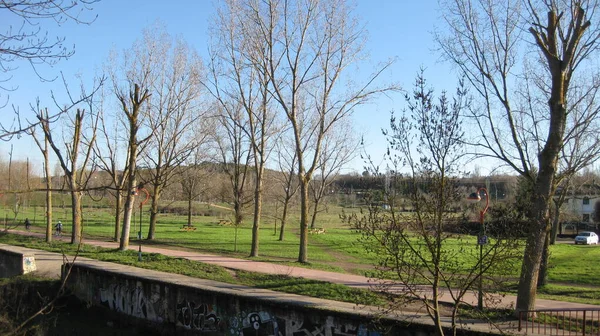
[467, 187, 489, 310]
[135, 186, 150, 261]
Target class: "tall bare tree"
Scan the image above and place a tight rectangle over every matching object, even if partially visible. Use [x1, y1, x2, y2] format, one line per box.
[245, 0, 392, 262]
[28, 108, 53, 242]
[438, 0, 600, 313]
[139, 30, 205, 240]
[208, 0, 280, 257]
[212, 101, 253, 252]
[115, 83, 150, 250]
[93, 87, 129, 242]
[32, 77, 103, 244]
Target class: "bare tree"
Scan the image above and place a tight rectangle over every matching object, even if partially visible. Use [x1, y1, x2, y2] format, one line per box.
[28, 108, 53, 242]
[309, 121, 358, 229]
[438, 0, 600, 313]
[93, 87, 129, 242]
[274, 137, 300, 241]
[139, 29, 205, 240]
[0, 0, 98, 92]
[350, 72, 521, 336]
[32, 77, 103, 244]
[212, 101, 253, 252]
[236, 0, 393, 263]
[207, 0, 280, 257]
[179, 146, 214, 228]
[115, 83, 150, 250]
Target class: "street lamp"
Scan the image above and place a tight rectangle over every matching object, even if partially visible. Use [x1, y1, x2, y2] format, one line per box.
[467, 187, 489, 310]
[134, 186, 150, 261]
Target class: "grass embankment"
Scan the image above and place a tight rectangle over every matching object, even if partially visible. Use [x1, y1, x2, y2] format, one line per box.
[0, 232, 385, 307]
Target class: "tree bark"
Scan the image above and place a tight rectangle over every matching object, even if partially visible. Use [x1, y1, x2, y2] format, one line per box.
[113, 193, 122, 242]
[310, 198, 320, 230]
[538, 230, 551, 287]
[43, 143, 52, 243]
[70, 190, 83, 244]
[298, 176, 310, 263]
[147, 187, 161, 240]
[187, 196, 193, 227]
[250, 169, 264, 257]
[120, 179, 135, 250]
[516, 96, 566, 313]
[278, 198, 290, 241]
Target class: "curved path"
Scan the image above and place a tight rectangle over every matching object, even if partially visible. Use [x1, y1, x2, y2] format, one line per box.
[5, 229, 598, 311]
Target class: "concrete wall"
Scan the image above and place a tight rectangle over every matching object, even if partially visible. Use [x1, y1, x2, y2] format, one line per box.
[0, 244, 36, 278]
[63, 261, 448, 336]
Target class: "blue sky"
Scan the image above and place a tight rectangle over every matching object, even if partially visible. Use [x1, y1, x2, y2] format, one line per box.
[2, 0, 462, 174]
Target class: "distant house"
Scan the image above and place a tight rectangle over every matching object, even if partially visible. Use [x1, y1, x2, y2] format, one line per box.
[558, 183, 600, 223]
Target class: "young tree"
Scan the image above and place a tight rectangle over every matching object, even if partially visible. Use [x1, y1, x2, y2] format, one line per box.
[212, 102, 253, 252]
[309, 122, 358, 229]
[274, 138, 300, 241]
[438, 0, 600, 313]
[350, 73, 521, 336]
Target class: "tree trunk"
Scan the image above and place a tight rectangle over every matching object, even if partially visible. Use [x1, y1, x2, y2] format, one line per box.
[44, 149, 52, 243]
[114, 193, 122, 242]
[310, 198, 319, 229]
[538, 230, 551, 287]
[70, 190, 83, 244]
[120, 185, 135, 250]
[550, 200, 560, 244]
[516, 125, 562, 313]
[298, 177, 309, 263]
[147, 187, 160, 240]
[187, 196, 192, 227]
[278, 198, 290, 241]
[250, 175, 263, 257]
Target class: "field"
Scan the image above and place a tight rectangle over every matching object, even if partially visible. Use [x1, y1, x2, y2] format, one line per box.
[4, 200, 600, 304]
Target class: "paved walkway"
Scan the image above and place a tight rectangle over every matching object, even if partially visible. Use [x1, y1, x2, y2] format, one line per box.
[6, 229, 599, 311]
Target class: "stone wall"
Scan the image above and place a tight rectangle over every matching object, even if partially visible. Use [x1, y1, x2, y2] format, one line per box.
[0, 244, 36, 278]
[63, 261, 487, 336]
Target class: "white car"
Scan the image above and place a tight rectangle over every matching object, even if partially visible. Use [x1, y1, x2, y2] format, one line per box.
[574, 231, 599, 245]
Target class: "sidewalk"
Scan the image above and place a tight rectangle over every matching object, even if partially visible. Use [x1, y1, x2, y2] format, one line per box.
[6, 228, 599, 311]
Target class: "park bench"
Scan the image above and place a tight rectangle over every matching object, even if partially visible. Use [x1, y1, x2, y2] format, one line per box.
[218, 219, 232, 225]
[309, 228, 326, 234]
[180, 226, 197, 232]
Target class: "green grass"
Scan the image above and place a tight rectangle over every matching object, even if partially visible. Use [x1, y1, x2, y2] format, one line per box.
[0, 232, 385, 306]
[6, 204, 600, 305]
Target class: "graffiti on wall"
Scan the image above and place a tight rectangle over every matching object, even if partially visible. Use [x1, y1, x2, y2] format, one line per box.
[99, 282, 164, 322]
[227, 311, 380, 336]
[22, 256, 36, 274]
[176, 299, 222, 331]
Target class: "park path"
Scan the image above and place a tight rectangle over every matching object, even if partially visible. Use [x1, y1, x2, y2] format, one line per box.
[5, 228, 599, 311]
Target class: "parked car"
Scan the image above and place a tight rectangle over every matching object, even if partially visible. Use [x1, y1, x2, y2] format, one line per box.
[574, 231, 599, 245]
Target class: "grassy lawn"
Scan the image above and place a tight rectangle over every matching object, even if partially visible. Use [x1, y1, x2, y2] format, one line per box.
[0, 232, 386, 307]
[4, 203, 600, 305]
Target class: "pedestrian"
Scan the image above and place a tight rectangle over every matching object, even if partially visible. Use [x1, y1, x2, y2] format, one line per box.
[55, 221, 63, 236]
[24, 218, 30, 230]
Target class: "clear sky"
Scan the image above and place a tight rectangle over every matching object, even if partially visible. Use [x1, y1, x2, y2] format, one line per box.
[1, 0, 463, 175]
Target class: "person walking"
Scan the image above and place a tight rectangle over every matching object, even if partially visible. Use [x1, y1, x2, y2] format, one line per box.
[24, 218, 30, 230]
